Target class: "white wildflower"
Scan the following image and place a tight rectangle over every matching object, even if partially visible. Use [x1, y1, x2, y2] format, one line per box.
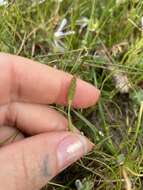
[54, 30, 75, 38]
[75, 178, 94, 190]
[53, 18, 75, 52]
[75, 179, 83, 190]
[76, 17, 89, 32]
[55, 18, 67, 34]
[0, 0, 7, 6]
[76, 16, 99, 33]
[99, 130, 104, 137]
[54, 18, 75, 38]
[53, 39, 65, 53]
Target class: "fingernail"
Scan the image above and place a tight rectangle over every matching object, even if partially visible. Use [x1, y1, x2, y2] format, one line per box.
[57, 134, 93, 170]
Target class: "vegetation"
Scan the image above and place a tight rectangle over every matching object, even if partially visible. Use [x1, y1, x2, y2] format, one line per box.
[0, 0, 143, 189]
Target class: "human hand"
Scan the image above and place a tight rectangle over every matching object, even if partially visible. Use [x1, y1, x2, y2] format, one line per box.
[0, 53, 100, 190]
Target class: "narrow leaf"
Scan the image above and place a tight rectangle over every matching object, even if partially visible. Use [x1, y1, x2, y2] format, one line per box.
[67, 76, 77, 106]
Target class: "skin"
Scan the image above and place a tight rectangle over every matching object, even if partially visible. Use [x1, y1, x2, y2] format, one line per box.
[0, 53, 100, 190]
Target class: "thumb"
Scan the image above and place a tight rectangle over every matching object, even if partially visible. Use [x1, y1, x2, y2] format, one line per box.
[0, 132, 93, 190]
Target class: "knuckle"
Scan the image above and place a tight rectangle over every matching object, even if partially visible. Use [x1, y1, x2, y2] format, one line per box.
[9, 60, 22, 102]
[5, 102, 18, 126]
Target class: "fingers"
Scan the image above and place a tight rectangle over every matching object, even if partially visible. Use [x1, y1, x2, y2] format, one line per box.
[1, 102, 68, 134]
[0, 126, 24, 146]
[0, 132, 93, 190]
[0, 53, 100, 108]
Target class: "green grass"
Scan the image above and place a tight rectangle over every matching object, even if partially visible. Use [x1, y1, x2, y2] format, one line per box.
[1, 0, 143, 189]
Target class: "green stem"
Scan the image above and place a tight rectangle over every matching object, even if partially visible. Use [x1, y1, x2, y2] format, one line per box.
[68, 104, 74, 132]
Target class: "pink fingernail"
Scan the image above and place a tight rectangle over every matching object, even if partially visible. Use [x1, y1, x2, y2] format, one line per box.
[57, 134, 93, 170]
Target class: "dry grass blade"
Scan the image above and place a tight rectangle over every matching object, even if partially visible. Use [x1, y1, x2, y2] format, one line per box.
[122, 167, 132, 190]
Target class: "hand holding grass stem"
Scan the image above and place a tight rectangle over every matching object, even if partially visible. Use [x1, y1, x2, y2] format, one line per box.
[67, 76, 77, 132]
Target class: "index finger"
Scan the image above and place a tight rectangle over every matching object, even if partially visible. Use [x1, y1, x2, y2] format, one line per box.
[0, 53, 100, 108]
